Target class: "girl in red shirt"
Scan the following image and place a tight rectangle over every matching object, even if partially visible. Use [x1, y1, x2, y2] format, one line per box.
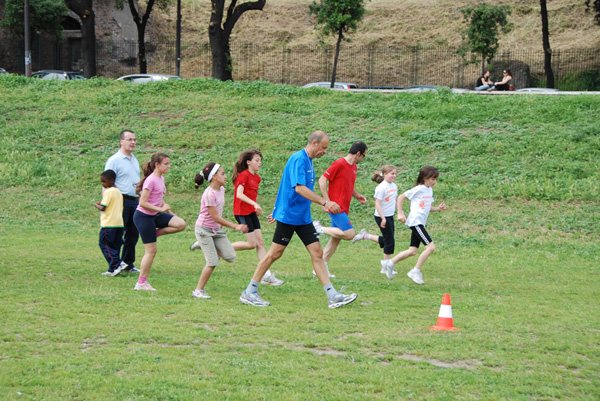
[231, 149, 284, 286]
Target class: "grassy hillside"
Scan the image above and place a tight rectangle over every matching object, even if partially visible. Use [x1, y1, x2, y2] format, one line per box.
[154, 0, 600, 50]
[1, 76, 599, 400]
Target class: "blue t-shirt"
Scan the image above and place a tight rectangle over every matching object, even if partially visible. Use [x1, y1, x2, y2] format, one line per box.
[105, 151, 140, 197]
[272, 149, 315, 225]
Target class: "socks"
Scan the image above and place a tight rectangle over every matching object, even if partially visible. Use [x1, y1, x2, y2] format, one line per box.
[246, 280, 260, 294]
[138, 276, 147, 285]
[323, 283, 337, 300]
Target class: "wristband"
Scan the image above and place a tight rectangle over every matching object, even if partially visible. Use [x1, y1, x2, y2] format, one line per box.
[323, 200, 328, 207]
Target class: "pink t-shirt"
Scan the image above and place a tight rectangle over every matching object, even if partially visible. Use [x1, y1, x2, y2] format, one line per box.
[196, 186, 225, 229]
[136, 173, 166, 216]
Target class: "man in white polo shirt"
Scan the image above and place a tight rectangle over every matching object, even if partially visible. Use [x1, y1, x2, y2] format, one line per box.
[105, 130, 141, 273]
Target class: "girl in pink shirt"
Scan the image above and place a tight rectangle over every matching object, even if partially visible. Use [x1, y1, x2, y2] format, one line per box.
[133, 152, 186, 291]
[190, 162, 248, 299]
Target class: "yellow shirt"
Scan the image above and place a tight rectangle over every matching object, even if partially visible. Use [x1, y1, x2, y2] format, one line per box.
[100, 187, 124, 228]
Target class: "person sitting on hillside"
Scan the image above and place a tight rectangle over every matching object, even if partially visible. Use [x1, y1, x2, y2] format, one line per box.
[475, 70, 494, 91]
[494, 69, 514, 91]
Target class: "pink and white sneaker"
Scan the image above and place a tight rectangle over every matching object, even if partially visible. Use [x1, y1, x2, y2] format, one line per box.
[134, 282, 157, 291]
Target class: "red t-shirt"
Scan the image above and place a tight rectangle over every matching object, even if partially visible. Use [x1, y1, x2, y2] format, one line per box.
[323, 157, 357, 214]
[233, 169, 261, 216]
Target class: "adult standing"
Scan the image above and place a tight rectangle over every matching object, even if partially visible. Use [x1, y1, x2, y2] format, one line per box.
[239, 131, 358, 309]
[312, 141, 368, 278]
[105, 129, 141, 273]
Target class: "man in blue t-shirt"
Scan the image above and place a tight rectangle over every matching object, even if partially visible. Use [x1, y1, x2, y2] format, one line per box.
[239, 131, 358, 309]
[105, 129, 141, 273]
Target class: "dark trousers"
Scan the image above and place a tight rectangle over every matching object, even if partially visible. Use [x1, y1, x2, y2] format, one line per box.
[375, 216, 395, 255]
[121, 197, 140, 269]
[99, 227, 124, 272]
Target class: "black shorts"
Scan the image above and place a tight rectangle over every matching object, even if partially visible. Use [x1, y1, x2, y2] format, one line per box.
[235, 213, 261, 233]
[272, 221, 320, 247]
[410, 225, 432, 248]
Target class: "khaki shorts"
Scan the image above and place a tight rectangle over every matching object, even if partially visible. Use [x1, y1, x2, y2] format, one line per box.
[195, 226, 237, 267]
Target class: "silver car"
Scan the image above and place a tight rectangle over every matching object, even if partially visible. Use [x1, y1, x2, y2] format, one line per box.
[32, 70, 85, 80]
[117, 74, 183, 83]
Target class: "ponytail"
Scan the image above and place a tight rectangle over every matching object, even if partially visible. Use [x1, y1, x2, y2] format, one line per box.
[136, 152, 169, 195]
[372, 164, 397, 184]
[194, 162, 217, 189]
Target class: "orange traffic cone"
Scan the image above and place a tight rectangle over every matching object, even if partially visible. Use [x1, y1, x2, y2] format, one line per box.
[429, 294, 458, 331]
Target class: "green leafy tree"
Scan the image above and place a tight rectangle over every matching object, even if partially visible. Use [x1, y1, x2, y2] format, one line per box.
[585, 0, 600, 24]
[116, 0, 172, 74]
[309, 0, 368, 88]
[209, 0, 266, 81]
[459, 3, 511, 75]
[1, 0, 67, 38]
[65, 0, 96, 77]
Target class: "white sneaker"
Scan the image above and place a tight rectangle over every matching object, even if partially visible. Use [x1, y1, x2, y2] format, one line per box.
[407, 268, 424, 285]
[239, 291, 270, 307]
[192, 289, 211, 299]
[328, 292, 358, 309]
[380, 259, 394, 280]
[312, 220, 324, 234]
[101, 271, 114, 276]
[261, 274, 284, 286]
[313, 262, 335, 278]
[134, 282, 157, 291]
[111, 261, 127, 276]
[352, 229, 368, 243]
[190, 241, 202, 251]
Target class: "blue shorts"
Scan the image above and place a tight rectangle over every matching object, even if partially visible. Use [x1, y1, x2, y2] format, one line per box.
[328, 211, 353, 232]
[133, 210, 174, 244]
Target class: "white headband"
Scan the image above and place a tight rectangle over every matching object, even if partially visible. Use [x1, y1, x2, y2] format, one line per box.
[207, 163, 221, 182]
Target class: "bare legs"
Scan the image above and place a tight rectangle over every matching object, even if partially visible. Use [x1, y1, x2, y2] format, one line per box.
[321, 227, 355, 263]
[391, 242, 436, 270]
[140, 215, 186, 279]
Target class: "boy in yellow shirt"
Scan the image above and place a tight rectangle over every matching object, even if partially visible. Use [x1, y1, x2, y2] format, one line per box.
[95, 170, 126, 276]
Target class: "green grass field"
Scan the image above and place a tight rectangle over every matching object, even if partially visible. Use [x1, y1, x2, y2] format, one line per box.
[1, 76, 599, 400]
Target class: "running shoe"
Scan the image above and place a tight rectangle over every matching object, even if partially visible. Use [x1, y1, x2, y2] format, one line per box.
[239, 291, 270, 307]
[328, 292, 358, 309]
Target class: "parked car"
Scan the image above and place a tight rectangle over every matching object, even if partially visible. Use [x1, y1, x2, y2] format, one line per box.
[359, 86, 404, 90]
[32, 70, 85, 80]
[117, 74, 183, 83]
[0, 68, 8, 74]
[302, 82, 358, 89]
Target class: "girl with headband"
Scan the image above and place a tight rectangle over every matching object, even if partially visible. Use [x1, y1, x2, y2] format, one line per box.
[191, 162, 248, 299]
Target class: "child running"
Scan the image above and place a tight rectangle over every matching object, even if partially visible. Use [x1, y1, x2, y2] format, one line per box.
[352, 165, 399, 280]
[230, 149, 283, 286]
[380, 165, 446, 284]
[133, 152, 186, 291]
[191, 162, 248, 299]
[95, 169, 127, 277]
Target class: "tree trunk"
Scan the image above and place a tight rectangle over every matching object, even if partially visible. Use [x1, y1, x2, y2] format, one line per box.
[128, 0, 155, 74]
[330, 29, 343, 88]
[65, 0, 96, 77]
[209, 8, 233, 81]
[209, 0, 266, 81]
[540, 0, 554, 88]
[481, 55, 485, 76]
